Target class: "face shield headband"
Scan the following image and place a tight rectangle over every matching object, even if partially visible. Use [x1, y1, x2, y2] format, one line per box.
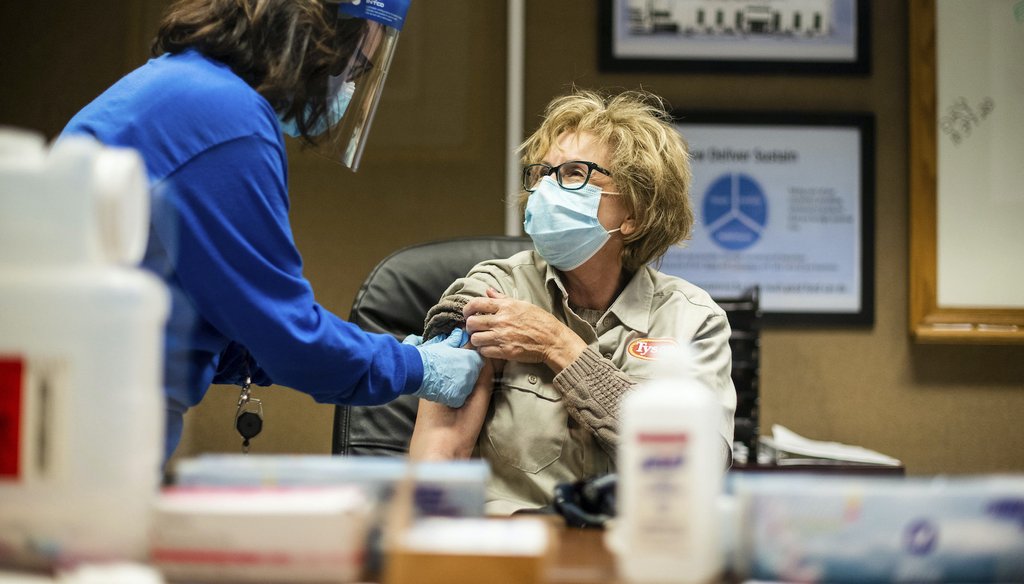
[312, 0, 411, 171]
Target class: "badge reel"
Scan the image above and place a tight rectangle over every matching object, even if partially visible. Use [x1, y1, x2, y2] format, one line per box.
[235, 376, 263, 454]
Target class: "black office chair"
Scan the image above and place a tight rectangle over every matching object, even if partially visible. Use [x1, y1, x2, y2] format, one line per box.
[332, 236, 535, 455]
[715, 286, 761, 462]
[332, 238, 762, 461]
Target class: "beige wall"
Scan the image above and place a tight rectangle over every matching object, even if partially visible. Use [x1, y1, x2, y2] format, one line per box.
[3, 1, 1022, 475]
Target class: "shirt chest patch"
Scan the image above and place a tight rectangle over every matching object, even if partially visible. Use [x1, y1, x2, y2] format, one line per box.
[626, 338, 678, 361]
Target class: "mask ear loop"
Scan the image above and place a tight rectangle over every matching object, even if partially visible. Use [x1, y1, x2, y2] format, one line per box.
[600, 184, 637, 238]
[600, 188, 625, 235]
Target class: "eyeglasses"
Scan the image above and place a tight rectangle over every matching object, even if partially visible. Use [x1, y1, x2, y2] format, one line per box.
[522, 160, 613, 193]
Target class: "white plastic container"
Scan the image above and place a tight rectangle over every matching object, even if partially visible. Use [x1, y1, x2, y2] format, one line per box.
[0, 128, 169, 568]
[612, 344, 725, 583]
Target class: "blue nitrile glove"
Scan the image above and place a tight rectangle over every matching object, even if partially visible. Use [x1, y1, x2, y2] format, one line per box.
[413, 329, 483, 408]
[401, 333, 424, 347]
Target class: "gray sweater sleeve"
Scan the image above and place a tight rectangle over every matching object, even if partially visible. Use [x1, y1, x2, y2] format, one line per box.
[423, 294, 472, 339]
[421, 261, 509, 339]
[553, 347, 635, 451]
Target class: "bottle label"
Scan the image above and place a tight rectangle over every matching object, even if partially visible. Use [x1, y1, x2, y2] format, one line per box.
[632, 432, 694, 551]
[0, 356, 65, 483]
[0, 357, 24, 479]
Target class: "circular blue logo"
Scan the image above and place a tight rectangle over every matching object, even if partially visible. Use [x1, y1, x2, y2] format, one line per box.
[702, 173, 768, 251]
[904, 519, 938, 555]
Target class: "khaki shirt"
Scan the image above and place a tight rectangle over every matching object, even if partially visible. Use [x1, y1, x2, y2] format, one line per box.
[434, 251, 735, 515]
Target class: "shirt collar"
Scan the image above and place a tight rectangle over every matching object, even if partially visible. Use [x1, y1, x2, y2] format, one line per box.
[543, 261, 653, 334]
[607, 268, 653, 334]
[543, 262, 570, 308]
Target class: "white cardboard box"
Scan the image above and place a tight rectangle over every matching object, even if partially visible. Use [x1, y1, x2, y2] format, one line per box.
[151, 486, 370, 583]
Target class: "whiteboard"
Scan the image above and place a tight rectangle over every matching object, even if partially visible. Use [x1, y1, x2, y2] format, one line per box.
[935, 0, 1024, 308]
[908, 0, 1024, 343]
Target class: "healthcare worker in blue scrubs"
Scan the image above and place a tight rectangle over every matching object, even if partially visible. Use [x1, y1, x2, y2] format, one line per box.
[61, 0, 482, 462]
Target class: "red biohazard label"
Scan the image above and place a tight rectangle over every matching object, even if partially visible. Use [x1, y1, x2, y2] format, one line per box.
[626, 338, 678, 361]
[0, 357, 24, 478]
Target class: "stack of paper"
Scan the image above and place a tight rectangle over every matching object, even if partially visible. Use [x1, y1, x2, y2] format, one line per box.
[758, 424, 902, 466]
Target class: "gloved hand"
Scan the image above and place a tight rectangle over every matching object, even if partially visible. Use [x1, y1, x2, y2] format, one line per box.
[401, 333, 424, 346]
[412, 329, 483, 408]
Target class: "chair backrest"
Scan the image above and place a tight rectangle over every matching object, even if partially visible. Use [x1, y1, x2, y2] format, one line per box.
[332, 236, 535, 455]
[714, 286, 761, 462]
[332, 239, 762, 461]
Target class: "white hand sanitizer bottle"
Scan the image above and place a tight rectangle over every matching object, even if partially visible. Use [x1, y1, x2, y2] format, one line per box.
[612, 343, 724, 583]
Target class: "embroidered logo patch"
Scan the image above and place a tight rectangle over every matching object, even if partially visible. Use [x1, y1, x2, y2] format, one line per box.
[626, 338, 678, 361]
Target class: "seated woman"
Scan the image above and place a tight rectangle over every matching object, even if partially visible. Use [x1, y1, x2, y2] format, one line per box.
[409, 89, 736, 515]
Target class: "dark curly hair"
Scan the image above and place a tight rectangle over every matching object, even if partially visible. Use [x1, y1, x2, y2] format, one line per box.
[152, 0, 367, 145]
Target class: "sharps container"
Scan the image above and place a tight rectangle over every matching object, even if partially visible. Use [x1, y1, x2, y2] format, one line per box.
[0, 128, 169, 569]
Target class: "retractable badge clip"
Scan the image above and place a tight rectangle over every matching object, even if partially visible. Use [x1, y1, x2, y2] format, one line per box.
[235, 376, 263, 453]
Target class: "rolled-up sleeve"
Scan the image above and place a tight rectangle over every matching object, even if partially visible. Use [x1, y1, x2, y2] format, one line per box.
[423, 268, 505, 339]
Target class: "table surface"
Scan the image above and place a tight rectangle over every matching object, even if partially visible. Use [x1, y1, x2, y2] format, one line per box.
[547, 526, 618, 584]
[547, 524, 747, 584]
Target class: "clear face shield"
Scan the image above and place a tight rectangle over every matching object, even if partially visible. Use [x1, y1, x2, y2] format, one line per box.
[316, 0, 410, 170]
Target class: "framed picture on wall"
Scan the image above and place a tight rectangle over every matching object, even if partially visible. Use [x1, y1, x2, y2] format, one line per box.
[660, 111, 875, 325]
[598, 0, 870, 75]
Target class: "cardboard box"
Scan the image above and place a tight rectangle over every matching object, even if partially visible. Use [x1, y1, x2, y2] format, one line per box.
[384, 518, 556, 584]
[151, 486, 369, 583]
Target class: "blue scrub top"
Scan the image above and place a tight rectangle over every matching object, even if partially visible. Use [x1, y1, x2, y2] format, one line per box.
[62, 49, 423, 461]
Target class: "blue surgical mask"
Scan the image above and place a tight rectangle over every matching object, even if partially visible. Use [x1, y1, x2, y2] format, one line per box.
[278, 81, 356, 138]
[524, 176, 621, 271]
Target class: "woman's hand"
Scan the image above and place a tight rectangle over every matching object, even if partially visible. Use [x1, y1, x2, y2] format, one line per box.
[463, 289, 587, 373]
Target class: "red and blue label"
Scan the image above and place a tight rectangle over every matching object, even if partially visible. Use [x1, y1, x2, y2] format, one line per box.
[638, 432, 689, 470]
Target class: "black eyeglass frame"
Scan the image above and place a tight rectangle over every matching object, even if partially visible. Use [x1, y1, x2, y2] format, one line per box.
[522, 160, 613, 193]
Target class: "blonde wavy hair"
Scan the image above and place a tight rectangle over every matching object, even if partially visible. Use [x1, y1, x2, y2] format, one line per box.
[519, 89, 693, 272]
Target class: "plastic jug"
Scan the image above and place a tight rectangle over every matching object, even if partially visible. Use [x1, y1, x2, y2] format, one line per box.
[612, 343, 725, 583]
[0, 128, 169, 568]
